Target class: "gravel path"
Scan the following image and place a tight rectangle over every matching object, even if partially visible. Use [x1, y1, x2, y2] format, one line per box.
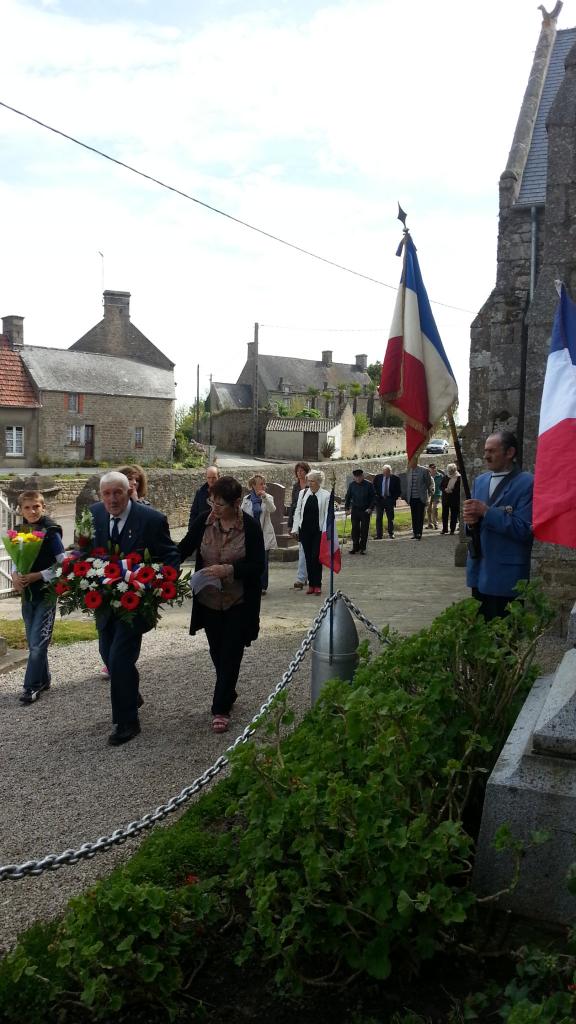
[0, 625, 325, 952]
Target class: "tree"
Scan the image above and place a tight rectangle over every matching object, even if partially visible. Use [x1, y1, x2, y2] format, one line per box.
[367, 361, 382, 387]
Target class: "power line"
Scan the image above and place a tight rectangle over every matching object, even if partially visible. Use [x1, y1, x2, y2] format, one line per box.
[261, 323, 387, 332]
[0, 99, 477, 315]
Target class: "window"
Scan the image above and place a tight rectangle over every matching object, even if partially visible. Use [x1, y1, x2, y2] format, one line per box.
[68, 393, 79, 412]
[135, 427, 144, 448]
[67, 424, 82, 445]
[5, 426, 24, 456]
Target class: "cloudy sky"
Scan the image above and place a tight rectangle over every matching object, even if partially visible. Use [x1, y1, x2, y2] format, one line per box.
[0, 0, 570, 418]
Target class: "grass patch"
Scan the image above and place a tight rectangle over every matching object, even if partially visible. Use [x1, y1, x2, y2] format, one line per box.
[0, 617, 97, 648]
[337, 508, 413, 539]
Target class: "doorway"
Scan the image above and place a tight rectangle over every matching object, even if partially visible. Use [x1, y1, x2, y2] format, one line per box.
[303, 432, 318, 460]
[84, 425, 94, 460]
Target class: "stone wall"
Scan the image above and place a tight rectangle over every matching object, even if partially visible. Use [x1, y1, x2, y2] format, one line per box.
[37, 392, 175, 464]
[199, 409, 267, 454]
[348, 427, 407, 459]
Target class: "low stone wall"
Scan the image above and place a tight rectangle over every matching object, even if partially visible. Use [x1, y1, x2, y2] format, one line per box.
[352, 428, 406, 458]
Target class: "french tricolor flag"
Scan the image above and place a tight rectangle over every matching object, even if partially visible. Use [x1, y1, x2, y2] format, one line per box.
[379, 234, 458, 459]
[533, 283, 576, 548]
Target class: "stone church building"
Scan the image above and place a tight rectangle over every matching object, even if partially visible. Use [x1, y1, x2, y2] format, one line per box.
[468, 2, 576, 625]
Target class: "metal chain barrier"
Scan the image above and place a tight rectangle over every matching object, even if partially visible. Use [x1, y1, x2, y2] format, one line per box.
[0, 592, 382, 882]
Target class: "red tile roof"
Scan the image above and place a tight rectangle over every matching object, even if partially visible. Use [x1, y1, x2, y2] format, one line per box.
[0, 338, 40, 408]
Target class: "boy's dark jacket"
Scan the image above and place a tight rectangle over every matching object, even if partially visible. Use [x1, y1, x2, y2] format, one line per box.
[17, 514, 63, 600]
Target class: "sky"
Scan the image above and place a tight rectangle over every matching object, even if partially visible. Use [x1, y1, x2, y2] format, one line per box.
[0, 0, 571, 420]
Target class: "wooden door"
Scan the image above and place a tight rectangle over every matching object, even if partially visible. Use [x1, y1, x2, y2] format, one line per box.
[303, 432, 318, 460]
[84, 425, 94, 459]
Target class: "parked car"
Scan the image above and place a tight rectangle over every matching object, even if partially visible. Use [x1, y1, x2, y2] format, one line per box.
[425, 438, 449, 454]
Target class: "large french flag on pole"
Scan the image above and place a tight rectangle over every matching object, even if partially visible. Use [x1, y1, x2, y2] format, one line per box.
[533, 283, 576, 548]
[379, 234, 458, 459]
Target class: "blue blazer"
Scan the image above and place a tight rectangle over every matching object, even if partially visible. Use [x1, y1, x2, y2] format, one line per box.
[466, 469, 534, 597]
[90, 500, 180, 569]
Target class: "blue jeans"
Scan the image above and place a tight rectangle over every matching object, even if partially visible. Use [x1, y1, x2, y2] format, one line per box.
[21, 597, 56, 693]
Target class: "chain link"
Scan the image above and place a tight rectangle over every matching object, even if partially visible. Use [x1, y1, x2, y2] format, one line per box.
[0, 593, 381, 882]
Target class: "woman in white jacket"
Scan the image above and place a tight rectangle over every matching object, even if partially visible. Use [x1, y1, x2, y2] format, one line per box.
[241, 474, 277, 594]
[291, 469, 330, 594]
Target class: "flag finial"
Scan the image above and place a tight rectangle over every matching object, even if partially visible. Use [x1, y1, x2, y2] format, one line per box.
[397, 203, 408, 228]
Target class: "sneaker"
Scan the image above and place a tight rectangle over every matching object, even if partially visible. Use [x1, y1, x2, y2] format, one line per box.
[293, 581, 305, 589]
[19, 681, 50, 705]
[100, 666, 110, 679]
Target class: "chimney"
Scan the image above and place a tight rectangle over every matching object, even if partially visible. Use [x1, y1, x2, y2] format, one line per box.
[322, 349, 333, 367]
[355, 353, 368, 370]
[2, 316, 24, 348]
[103, 290, 130, 319]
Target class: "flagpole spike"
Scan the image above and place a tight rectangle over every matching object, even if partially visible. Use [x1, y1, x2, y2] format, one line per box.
[397, 203, 408, 230]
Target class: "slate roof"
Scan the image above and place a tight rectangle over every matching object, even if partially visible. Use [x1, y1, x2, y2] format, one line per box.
[0, 340, 40, 408]
[212, 382, 253, 410]
[238, 354, 371, 393]
[19, 346, 174, 399]
[266, 417, 338, 432]
[516, 27, 576, 207]
[70, 320, 174, 371]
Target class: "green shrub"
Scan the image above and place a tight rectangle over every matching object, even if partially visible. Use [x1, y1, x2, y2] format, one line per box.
[354, 412, 370, 437]
[225, 584, 551, 986]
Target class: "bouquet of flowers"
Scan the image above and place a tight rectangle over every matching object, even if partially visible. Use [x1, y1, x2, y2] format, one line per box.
[3, 528, 46, 576]
[75, 507, 95, 550]
[48, 547, 190, 628]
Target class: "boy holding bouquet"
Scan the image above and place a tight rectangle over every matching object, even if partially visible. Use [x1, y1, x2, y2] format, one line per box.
[10, 491, 65, 705]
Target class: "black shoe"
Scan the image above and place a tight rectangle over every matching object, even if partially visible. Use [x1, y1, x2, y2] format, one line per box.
[19, 681, 50, 705]
[360, 549, 366, 555]
[108, 721, 141, 746]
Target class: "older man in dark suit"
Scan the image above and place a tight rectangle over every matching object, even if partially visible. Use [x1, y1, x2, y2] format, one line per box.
[373, 464, 402, 539]
[91, 471, 180, 746]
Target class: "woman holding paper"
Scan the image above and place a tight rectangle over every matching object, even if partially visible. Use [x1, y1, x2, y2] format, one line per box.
[177, 476, 265, 734]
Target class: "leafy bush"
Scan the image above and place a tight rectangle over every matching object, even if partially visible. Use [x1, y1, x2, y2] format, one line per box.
[354, 412, 370, 437]
[225, 585, 551, 986]
[320, 438, 336, 458]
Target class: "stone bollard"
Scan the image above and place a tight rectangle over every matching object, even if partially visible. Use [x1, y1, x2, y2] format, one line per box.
[311, 598, 359, 704]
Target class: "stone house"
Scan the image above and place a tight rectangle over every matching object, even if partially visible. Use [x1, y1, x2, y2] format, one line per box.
[212, 345, 374, 419]
[467, 3, 576, 625]
[0, 325, 41, 470]
[0, 291, 175, 467]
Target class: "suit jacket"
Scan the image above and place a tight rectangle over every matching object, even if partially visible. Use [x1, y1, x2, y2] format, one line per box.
[465, 468, 534, 598]
[372, 473, 401, 503]
[400, 466, 435, 505]
[188, 482, 211, 531]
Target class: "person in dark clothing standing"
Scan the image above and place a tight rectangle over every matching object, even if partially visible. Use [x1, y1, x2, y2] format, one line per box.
[291, 470, 330, 594]
[288, 461, 310, 588]
[344, 469, 376, 554]
[188, 466, 219, 530]
[372, 464, 402, 539]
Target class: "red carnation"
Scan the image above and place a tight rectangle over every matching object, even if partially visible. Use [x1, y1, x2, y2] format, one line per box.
[159, 581, 177, 601]
[120, 591, 141, 610]
[103, 562, 122, 580]
[91, 547, 108, 558]
[84, 591, 103, 609]
[161, 565, 178, 582]
[184, 874, 200, 886]
[134, 565, 156, 584]
[55, 581, 70, 595]
[125, 552, 141, 568]
[73, 561, 91, 578]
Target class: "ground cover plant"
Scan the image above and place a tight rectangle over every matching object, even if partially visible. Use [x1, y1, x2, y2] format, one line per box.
[0, 584, 573, 1022]
[0, 617, 98, 647]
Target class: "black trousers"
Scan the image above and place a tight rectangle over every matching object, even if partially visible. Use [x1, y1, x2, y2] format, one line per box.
[351, 509, 371, 551]
[409, 499, 425, 538]
[300, 527, 322, 587]
[375, 498, 395, 538]
[202, 604, 247, 716]
[98, 616, 145, 726]
[441, 495, 459, 534]
[472, 588, 511, 622]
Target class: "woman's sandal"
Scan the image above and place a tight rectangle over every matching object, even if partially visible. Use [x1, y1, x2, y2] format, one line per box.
[212, 715, 230, 734]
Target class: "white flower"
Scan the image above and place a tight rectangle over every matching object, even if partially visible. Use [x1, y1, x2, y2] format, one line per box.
[87, 568, 99, 578]
[92, 559, 104, 570]
[79, 580, 90, 590]
[117, 581, 129, 592]
[55, 567, 63, 578]
[111, 600, 121, 608]
[151, 563, 160, 571]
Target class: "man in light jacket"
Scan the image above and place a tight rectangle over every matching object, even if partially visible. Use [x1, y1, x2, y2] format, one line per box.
[400, 457, 435, 540]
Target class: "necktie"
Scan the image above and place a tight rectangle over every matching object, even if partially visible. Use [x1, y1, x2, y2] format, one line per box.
[383, 478, 388, 497]
[110, 517, 121, 545]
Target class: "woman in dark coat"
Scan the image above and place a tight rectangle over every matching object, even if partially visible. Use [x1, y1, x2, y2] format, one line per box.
[178, 476, 265, 733]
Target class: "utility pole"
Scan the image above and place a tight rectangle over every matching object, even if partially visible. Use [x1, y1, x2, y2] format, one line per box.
[196, 363, 200, 440]
[250, 322, 259, 456]
[209, 372, 213, 447]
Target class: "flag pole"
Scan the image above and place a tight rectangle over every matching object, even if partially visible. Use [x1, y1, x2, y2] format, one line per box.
[447, 410, 470, 500]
